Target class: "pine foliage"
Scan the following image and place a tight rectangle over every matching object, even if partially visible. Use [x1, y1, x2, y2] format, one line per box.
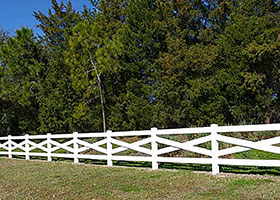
[0, 0, 279, 135]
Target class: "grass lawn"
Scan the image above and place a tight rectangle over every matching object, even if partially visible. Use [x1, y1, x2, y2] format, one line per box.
[1, 158, 280, 199]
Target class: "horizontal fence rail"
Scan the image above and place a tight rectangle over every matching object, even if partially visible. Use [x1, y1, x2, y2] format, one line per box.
[1, 123, 280, 175]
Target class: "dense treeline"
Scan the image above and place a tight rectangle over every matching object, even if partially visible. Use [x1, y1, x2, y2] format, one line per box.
[0, 0, 279, 136]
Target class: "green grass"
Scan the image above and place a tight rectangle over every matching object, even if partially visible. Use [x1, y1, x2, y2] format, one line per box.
[234, 149, 280, 160]
[1, 158, 280, 199]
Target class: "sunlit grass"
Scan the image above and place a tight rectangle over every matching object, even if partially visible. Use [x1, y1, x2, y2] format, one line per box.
[1, 158, 280, 199]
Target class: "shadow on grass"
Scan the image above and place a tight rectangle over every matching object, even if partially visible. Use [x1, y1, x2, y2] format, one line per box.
[64, 159, 280, 176]
[220, 165, 280, 176]
[2, 155, 280, 176]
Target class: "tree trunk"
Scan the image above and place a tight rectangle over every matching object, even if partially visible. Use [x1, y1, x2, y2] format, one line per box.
[96, 72, 106, 132]
[89, 58, 106, 132]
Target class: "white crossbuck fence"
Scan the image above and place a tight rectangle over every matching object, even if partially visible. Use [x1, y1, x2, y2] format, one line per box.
[1, 123, 280, 175]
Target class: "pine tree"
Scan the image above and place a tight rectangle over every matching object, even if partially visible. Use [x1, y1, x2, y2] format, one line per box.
[34, 0, 82, 133]
[215, 0, 280, 124]
[67, 20, 108, 132]
[0, 28, 45, 135]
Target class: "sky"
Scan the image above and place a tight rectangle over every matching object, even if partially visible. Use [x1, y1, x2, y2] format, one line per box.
[0, 0, 92, 36]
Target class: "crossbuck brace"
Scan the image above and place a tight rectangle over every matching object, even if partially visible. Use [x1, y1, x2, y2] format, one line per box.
[1, 123, 280, 175]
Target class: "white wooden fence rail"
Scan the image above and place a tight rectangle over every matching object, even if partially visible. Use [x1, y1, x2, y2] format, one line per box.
[1, 123, 280, 175]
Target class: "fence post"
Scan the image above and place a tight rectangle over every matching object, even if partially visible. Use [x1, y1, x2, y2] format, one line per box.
[8, 135, 12, 159]
[25, 134, 30, 160]
[107, 130, 113, 167]
[73, 132, 79, 164]
[211, 124, 219, 175]
[47, 133, 52, 162]
[151, 127, 158, 170]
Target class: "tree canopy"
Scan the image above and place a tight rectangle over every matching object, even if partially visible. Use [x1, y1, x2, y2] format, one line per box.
[0, 0, 279, 135]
